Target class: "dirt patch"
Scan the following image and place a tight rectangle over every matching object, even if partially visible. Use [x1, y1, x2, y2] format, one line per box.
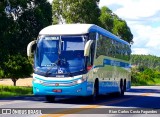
[0, 78, 32, 86]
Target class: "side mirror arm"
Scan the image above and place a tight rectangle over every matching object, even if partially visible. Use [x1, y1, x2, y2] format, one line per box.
[84, 40, 93, 56]
[27, 40, 36, 57]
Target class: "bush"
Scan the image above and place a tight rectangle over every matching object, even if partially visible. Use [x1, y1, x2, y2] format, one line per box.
[131, 66, 160, 86]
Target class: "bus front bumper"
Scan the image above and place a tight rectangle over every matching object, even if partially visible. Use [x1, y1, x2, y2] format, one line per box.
[33, 81, 90, 96]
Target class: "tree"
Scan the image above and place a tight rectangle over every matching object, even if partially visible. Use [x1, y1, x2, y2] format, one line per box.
[99, 6, 113, 32]
[131, 55, 160, 71]
[0, 0, 52, 81]
[0, 0, 52, 56]
[112, 19, 133, 43]
[4, 55, 33, 86]
[131, 55, 160, 85]
[99, 6, 133, 43]
[52, 0, 100, 24]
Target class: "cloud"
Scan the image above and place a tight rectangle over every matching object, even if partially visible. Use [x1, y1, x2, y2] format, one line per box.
[48, 0, 52, 3]
[100, 0, 160, 19]
[128, 20, 160, 56]
[131, 25, 160, 56]
[131, 48, 149, 55]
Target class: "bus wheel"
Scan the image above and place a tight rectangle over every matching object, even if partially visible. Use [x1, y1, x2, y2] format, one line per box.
[92, 79, 99, 101]
[124, 79, 126, 92]
[120, 80, 124, 96]
[45, 95, 55, 102]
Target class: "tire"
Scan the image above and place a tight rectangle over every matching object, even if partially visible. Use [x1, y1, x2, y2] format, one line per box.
[124, 79, 126, 92]
[120, 80, 124, 96]
[45, 95, 55, 102]
[92, 80, 99, 101]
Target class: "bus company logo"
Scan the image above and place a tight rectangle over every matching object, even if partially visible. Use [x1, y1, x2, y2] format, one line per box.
[55, 83, 59, 86]
[58, 68, 63, 74]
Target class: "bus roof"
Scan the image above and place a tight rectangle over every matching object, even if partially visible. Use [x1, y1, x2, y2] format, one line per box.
[39, 24, 129, 45]
[39, 24, 94, 35]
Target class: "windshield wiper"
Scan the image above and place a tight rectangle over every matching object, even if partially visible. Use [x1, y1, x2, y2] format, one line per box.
[45, 59, 60, 77]
[67, 69, 86, 77]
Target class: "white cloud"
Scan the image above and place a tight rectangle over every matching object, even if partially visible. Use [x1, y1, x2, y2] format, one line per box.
[131, 48, 149, 55]
[130, 24, 160, 47]
[48, 0, 52, 3]
[99, 0, 160, 19]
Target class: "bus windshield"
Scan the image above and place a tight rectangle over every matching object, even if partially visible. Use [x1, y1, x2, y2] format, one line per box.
[34, 35, 86, 76]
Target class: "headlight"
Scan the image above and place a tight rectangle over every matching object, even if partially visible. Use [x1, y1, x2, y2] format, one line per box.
[77, 79, 83, 84]
[33, 78, 43, 84]
[75, 76, 87, 84]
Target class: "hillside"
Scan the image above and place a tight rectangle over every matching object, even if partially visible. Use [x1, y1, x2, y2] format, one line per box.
[131, 54, 160, 71]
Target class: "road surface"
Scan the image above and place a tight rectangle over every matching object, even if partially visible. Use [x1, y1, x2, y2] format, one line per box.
[0, 86, 160, 117]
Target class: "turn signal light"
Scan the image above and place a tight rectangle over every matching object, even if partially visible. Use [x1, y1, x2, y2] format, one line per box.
[87, 65, 93, 71]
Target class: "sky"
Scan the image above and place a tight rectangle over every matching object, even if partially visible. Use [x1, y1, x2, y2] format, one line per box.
[48, 0, 160, 57]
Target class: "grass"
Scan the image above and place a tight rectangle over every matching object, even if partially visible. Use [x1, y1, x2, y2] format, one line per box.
[0, 85, 33, 98]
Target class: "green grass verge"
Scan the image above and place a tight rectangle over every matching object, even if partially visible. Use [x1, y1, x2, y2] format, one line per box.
[0, 85, 33, 98]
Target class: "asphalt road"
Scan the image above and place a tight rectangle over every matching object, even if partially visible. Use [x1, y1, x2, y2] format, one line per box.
[0, 86, 160, 117]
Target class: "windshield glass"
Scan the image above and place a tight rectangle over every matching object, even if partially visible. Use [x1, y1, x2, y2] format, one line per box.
[34, 35, 85, 76]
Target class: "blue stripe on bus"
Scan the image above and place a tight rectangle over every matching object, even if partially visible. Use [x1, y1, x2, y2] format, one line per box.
[103, 59, 130, 68]
[94, 59, 130, 68]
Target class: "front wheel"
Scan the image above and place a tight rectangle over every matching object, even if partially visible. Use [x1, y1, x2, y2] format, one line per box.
[92, 80, 99, 101]
[45, 95, 55, 102]
[86, 80, 99, 101]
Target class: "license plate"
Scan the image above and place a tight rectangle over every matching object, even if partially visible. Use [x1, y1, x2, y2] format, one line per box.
[56, 75, 64, 78]
[53, 89, 62, 93]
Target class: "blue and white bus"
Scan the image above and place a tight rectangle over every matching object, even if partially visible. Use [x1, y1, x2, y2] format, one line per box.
[27, 24, 131, 102]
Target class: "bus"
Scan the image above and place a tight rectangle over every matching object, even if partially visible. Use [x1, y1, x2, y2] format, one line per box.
[27, 24, 131, 102]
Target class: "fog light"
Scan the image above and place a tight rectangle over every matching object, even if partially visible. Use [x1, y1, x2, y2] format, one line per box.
[36, 88, 39, 92]
[77, 88, 82, 92]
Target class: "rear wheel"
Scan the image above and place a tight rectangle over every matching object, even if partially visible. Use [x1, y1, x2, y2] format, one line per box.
[110, 80, 124, 97]
[124, 79, 126, 92]
[120, 80, 124, 96]
[45, 95, 55, 102]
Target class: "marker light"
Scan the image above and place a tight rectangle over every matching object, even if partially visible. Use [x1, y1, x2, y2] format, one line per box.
[33, 78, 43, 84]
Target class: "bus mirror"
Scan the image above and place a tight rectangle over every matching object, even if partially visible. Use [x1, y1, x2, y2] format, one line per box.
[27, 40, 36, 57]
[84, 40, 93, 56]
